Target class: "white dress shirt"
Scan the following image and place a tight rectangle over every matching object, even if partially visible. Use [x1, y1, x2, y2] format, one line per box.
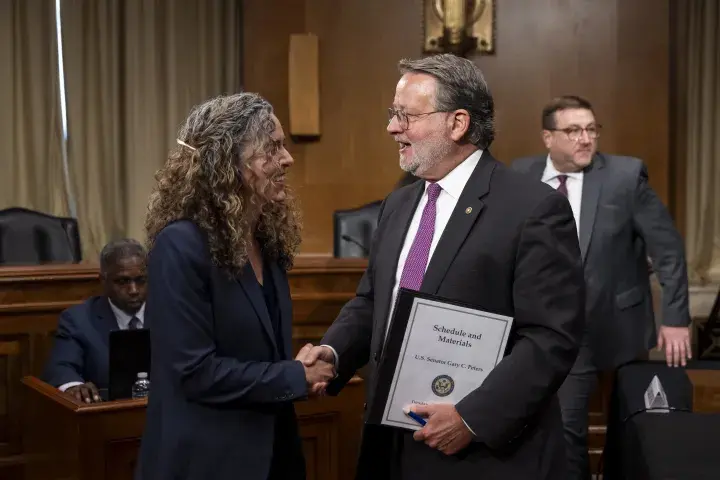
[58, 301, 146, 392]
[109, 300, 146, 330]
[541, 155, 583, 237]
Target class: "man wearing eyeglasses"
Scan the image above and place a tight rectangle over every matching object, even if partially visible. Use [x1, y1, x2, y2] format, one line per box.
[512, 95, 691, 480]
[302, 55, 585, 479]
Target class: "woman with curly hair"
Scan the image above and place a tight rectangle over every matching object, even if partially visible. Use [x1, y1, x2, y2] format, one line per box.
[135, 93, 335, 480]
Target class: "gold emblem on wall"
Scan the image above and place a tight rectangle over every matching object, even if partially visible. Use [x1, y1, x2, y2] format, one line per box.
[424, 0, 495, 56]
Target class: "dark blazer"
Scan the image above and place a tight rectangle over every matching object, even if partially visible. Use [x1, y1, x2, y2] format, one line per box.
[512, 153, 690, 370]
[135, 220, 307, 480]
[43, 296, 119, 389]
[322, 152, 585, 480]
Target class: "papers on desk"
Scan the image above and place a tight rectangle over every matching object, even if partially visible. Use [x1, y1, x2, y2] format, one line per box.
[367, 289, 513, 431]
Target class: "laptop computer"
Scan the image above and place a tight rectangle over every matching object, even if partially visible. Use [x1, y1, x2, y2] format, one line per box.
[108, 329, 151, 401]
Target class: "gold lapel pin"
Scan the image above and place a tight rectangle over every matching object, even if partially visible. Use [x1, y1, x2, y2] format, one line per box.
[465, 207, 472, 214]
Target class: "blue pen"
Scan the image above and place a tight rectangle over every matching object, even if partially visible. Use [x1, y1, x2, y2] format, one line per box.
[403, 406, 427, 426]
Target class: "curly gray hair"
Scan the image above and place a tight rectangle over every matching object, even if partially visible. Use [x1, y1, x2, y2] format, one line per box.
[145, 92, 302, 275]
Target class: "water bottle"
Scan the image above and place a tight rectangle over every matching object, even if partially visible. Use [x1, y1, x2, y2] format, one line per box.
[131, 372, 150, 399]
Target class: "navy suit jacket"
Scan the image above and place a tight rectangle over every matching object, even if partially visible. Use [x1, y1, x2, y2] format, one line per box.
[43, 296, 119, 389]
[136, 220, 307, 480]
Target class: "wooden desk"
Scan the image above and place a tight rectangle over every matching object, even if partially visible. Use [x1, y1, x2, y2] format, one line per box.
[687, 369, 720, 413]
[21, 375, 364, 480]
[22, 376, 148, 480]
[0, 255, 367, 479]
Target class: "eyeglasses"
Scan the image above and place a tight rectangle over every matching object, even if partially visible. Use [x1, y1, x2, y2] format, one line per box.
[387, 107, 447, 129]
[549, 125, 602, 142]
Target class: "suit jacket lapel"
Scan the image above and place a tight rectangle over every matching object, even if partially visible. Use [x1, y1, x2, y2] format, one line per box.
[529, 156, 547, 181]
[269, 262, 293, 360]
[579, 154, 605, 262]
[237, 265, 280, 358]
[421, 153, 495, 294]
[374, 182, 425, 336]
[94, 296, 119, 347]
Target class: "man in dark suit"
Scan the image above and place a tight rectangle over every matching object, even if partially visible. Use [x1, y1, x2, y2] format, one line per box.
[43, 238, 147, 403]
[511, 95, 691, 480]
[302, 54, 585, 479]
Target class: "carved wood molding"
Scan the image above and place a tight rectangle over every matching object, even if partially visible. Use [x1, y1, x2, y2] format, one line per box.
[0, 264, 99, 282]
[0, 341, 20, 356]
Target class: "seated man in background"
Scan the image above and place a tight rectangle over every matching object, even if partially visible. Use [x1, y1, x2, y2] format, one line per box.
[43, 238, 147, 403]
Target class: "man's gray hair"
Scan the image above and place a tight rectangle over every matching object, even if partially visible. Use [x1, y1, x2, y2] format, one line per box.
[99, 238, 146, 275]
[398, 54, 495, 149]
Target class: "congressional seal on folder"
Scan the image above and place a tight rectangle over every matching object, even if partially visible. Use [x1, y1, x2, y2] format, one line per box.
[367, 289, 513, 431]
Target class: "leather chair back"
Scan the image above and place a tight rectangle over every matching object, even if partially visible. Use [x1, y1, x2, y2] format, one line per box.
[333, 201, 382, 258]
[0, 207, 82, 265]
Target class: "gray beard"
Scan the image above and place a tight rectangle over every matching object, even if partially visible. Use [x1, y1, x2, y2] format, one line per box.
[400, 157, 420, 175]
[404, 139, 452, 176]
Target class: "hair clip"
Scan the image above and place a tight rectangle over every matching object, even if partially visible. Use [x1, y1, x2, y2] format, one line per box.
[176, 139, 197, 151]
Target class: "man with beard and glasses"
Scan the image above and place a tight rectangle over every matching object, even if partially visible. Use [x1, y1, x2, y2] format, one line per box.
[300, 54, 585, 479]
[135, 93, 335, 480]
[511, 95, 691, 480]
[43, 238, 147, 403]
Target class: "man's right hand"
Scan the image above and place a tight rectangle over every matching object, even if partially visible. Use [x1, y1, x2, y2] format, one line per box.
[65, 382, 101, 403]
[300, 345, 335, 367]
[296, 344, 336, 395]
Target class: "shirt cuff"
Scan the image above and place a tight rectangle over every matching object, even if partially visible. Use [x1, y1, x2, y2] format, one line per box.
[58, 381, 83, 392]
[461, 416, 477, 436]
[320, 344, 339, 371]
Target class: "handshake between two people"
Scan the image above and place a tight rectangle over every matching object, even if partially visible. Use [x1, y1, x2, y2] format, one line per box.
[295, 343, 336, 397]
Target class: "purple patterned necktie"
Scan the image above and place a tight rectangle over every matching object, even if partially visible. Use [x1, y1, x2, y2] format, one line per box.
[556, 175, 569, 197]
[399, 183, 442, 290]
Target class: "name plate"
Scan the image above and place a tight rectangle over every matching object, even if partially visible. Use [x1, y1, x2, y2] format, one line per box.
[368, 289, 513, 431]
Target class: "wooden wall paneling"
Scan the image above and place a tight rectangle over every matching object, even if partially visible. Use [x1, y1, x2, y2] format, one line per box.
[22, 377, 81, 480]
[242, 0, 308, 227]
[478, 0, 620, 163]
[289, 255, 365, 353]
[614, 0, 670, 203]
[296, 377, 364, 480]
[669, 0, 688, 234]
[688, 369, 720, 413]
[0, 265, 101, 478]
[78, 404, 147, 479]
[243, 0, 672, 254]
[0, 337, 22, 457]
[300, 413, 336, 479]
[289, 33, 321, 137]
